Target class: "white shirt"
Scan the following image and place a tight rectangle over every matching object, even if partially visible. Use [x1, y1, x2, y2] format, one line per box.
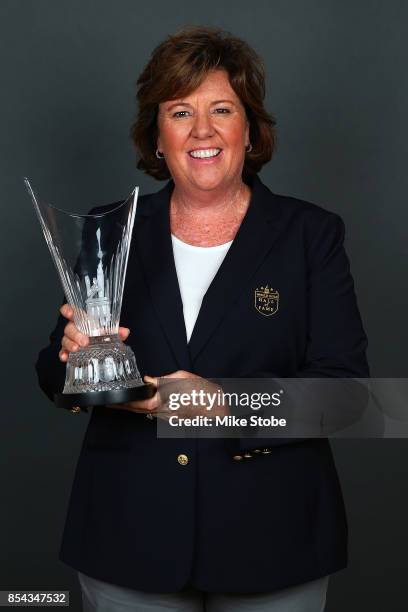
[171, 234, 233, 342]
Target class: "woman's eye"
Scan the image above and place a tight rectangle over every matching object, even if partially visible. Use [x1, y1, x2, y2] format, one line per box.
[173, 110, 191, 118]
[213, 108, 231, 114]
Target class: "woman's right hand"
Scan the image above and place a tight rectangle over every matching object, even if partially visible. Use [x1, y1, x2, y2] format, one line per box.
[58, 303, 131, 363]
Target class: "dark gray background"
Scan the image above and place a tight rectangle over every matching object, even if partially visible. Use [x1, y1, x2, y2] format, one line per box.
[1, 0, 407, 610]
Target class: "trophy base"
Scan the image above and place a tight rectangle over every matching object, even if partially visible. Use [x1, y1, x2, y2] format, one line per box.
[55, 382, 156, 409]
[63, 335, 144, 395]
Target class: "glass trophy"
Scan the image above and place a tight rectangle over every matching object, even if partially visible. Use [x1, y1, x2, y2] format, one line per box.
[25, 179, 155, 409]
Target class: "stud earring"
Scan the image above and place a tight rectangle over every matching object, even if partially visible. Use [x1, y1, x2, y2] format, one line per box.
[156, 149, 164, 159]
[245, 143, 253, 153]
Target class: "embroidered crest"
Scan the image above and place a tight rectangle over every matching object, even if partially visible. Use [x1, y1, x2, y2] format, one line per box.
[254, 285, 279, 316]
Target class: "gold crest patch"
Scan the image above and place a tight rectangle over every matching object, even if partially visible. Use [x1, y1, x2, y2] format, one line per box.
[254, 285, 279, 316]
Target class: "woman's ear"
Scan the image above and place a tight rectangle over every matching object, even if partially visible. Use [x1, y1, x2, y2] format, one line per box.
[157, 134, 162, 152]
[245, 121, 250, 148]
[156, 105, 162, 151]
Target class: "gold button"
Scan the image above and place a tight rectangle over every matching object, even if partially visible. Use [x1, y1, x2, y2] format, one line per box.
[177, 454, 189, 466]
[233, 454, 244, 461]
[70, 406, 81, 414]
[262, 448, 272, 454]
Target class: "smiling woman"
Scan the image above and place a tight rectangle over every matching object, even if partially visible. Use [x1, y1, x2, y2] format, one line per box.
[36, 25, 369, 612]
[157, 71, 250, 194]
[132, 27, 275, 182]
[130, 27, 276, 248]
[157, 70, 253, 246]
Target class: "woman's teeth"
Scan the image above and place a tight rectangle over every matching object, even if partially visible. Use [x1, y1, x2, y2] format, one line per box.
[189, 148, 221, 159]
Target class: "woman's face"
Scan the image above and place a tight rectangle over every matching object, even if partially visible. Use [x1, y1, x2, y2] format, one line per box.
[157, 70, 250, 193]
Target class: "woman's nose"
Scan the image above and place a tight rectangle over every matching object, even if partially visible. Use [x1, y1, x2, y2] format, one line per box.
[191, 111, 215, 138]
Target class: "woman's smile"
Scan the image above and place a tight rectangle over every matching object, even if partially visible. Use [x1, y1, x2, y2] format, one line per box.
[188, 148, 223, 162]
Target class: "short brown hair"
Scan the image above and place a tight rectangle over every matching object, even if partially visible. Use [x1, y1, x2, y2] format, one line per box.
[130, 26, 276, 181]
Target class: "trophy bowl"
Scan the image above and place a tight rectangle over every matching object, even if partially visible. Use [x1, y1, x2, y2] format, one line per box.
[25, 179, 155, 409]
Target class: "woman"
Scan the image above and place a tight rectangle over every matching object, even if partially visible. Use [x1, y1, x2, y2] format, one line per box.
[36, 26, 369, 611]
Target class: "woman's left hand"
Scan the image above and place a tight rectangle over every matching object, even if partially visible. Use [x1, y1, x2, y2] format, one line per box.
[107, 370, 229, 419]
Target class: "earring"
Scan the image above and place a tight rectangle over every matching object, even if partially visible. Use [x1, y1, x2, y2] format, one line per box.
[245, 143, 253, 153]
[156, 149, 164, 159]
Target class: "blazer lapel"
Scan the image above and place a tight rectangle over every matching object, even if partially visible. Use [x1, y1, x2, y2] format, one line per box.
[134, 181, 192, 371]
[188, 175, 284, 362]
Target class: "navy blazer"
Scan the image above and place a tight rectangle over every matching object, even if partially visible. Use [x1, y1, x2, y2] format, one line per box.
[36, 174, 369, 593]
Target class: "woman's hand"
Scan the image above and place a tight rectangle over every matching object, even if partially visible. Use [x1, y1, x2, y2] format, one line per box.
[105, 371, 200, 417]
[105, 375, 162, 416]
[58, 303, 131, 363]
[108, 370, 229, 419]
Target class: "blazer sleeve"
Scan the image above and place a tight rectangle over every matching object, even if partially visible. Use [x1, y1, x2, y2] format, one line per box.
[236, 211, 369, 453]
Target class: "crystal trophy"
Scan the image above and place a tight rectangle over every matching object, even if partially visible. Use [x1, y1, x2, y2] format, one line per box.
[25, 179, 155, 409]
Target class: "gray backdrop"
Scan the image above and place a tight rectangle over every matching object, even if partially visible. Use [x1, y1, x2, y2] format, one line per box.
[1, 0, 407, 610]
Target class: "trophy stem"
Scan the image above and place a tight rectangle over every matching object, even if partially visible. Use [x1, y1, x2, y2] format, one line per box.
[88, 334, 120, 345]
